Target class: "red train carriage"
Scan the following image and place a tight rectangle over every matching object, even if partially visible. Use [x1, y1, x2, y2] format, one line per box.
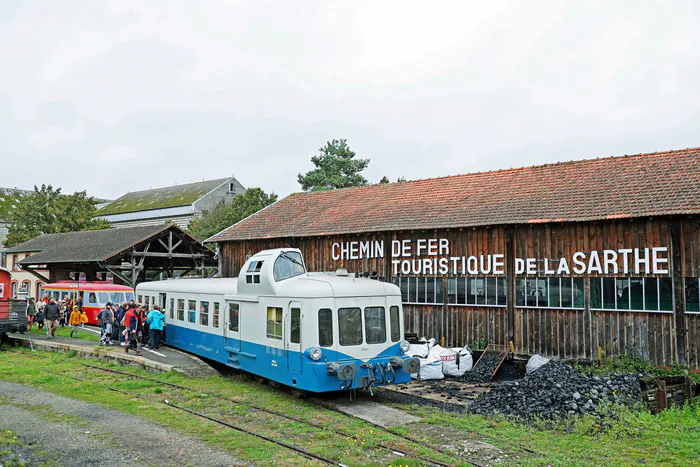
[41, 281, 135, 325]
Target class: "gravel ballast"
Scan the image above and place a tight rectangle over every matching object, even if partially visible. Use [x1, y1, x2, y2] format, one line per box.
[468, 360, 645, 420]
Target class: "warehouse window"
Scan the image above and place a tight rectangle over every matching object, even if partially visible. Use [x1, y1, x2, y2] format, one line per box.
[338, 307, 363, 346]
[318, 308, 333, 347]
[266, 307, 282, 339]
[177, 299, 185, 321]
[448, 277, 506, 307]
[364, 307, 386, 344]
[590, 277, 673, 312]
[516, 278, 584, 309]
[392, 277, 444, 304]
[390, 306, 401, 342]
[686, 278, 700, 313]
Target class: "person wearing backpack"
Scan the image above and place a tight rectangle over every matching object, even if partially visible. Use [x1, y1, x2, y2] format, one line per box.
[98, 303, 115, 346]
[147, 306, 165, 350]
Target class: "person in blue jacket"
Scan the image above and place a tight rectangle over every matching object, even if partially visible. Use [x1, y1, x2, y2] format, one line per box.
[147, 306, 166, 350]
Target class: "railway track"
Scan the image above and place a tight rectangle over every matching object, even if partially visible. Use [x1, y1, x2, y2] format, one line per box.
[3, 347, 533, 465]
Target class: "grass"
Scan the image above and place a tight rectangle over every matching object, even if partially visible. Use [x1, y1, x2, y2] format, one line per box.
[0, 348, 698, 467]
[0, 429, 55, 467]
[25, 324, 100, 342]
[576, 352, 700, 383]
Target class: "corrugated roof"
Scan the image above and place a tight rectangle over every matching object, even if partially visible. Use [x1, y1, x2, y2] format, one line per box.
[11, 225, 172, 263]
[208, 148, 700, 242]
[98, 178, 229, 216]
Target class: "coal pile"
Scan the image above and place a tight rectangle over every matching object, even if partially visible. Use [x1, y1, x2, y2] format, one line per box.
[458, 354, 502, 383]
[469, 360, 644, 420]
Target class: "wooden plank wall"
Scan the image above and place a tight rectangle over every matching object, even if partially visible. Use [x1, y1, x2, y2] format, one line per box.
[219, 216, 700, 368]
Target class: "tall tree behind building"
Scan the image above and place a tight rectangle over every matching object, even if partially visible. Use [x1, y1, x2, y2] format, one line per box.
[297, 139, 369, 191]
[4, 184, 111, 248]
[187, 187, 278, 241]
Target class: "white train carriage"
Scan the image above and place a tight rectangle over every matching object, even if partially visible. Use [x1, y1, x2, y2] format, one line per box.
[136, 248, 419, 393]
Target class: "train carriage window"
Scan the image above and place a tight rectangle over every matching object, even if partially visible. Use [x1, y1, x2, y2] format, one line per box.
[138, 295, 142, 303]
[228, 303, 239, 332]
[318, 309, 333, 347]
[188, 300, 196, 323]
[145, 296, 150, 307]
[266, 307, 282, 339]
[338, 307, 363, 346]
[177, 299, 185, 321]
[170, 298, 174, 320]
[200, 301, 209, 326]
[214, 303, 220, 328]
[273, 251, 306, 281]
[110, 292, 125, 304]
[126, 292, 135, 303]
[290, 308, 301, 344]
[88, 292, 98, 305]
[364, 307, 387, 344]
[389, 306, 401, 342]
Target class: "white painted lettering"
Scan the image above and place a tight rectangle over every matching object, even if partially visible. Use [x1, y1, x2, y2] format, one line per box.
[423, 258, 433, 274]
[480, 255, 492, 274]
[588, 251, 603, 274]
[557, 258, 570, 275]
[618, 249, 632, 274]
[526, 258, 536, 275]
[401, 260, 411, 275]
[439, 238, 449, 255]
[467, 256, 478, 275]
[572, 252, 586, 274]
[360, 241, 370, 258]
[634, 248, 649, 274]
[603, 250, 618, 274]
[417, 239, 427, 256]
[544, 258, 555, 275]
[392, 260, 400, 275]
[515, 258, 525, 274]
[374, 240, 384, 259]
[392, 240, 401, 258]
[438, 258, 450, 275]
[493, 254, 505, 275]
[332, 243, 340, 261]
[350, 241, 359, 259]
[428, 239, 438, 256]
[652, 247, 668, 274]
[401, 240, 411, 257]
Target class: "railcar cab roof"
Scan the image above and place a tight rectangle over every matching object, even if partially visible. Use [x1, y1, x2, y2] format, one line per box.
[239, 248, 400, 299]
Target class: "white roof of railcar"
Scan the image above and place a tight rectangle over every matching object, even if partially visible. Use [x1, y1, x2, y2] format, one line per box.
[136, 278, 239, 295]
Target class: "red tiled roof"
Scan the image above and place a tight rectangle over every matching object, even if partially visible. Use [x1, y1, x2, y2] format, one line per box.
[208, 148, 700, 242]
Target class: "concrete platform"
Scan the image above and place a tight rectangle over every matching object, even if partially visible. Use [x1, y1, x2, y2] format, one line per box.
[7, 332, 217, 376]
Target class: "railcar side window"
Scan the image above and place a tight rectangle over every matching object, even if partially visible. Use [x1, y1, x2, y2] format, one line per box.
[318, 309, 333, 347]
[138, 295, 143, 303]
[273, 251, 306, 282]
[266, 307, 282, 339]
[338, 307, 363, 346]
[126, 293, 135, 302]
[188, 300, 196, 323]
[98, 292, 109, 304]
[170, 298, 174, 320]
[110, 292, 125, 304]
[177, 299, 184, 321]
[228, 303, 239, 332]
[88, 293, 97, 305]
[389, 306, 401, 342]
[214, 303, 220, 328]
[290, 308, 301, 344]
[200, 301, 209, 326]
[364, 307, 387, 344]
[145, 296, 150, 307]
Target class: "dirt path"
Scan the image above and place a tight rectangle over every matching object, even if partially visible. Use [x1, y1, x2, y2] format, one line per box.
[0, 380, 251, 467]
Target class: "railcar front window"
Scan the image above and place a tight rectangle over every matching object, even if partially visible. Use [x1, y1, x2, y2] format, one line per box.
[200, 301, 209, 326]
[266, 307, 282, 339]
[188, 300, 196, 323]
[273, 251, 305, 281]
[364, 307, 386, 344]
[338, 307, 363, 346]
[389, 306, 401, 342]
[290, 308, 301, 344]
[318, 309, 333, 347]
[229, 303, 239, 332]
[177, 299, 185, 321]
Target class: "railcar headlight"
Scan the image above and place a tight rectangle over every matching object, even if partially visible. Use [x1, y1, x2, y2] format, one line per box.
[309, 346, 323, 361]
[400, 340, 410, 353]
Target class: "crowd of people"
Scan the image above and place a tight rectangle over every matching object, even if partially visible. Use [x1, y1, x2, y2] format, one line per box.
[24, 296, 166, 356]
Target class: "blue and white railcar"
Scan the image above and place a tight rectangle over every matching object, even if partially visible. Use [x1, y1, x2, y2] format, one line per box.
[136, 248, 419, 393]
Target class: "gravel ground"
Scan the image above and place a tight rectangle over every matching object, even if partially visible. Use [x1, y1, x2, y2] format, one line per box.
[0, 381, 251, 467]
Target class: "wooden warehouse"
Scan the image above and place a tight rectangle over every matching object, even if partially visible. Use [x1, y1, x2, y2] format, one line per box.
[207, 148, 700, 368]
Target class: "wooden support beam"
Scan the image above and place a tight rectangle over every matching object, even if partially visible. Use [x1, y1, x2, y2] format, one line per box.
[20, 266, 51, 284]
[131, 252, 211, 259]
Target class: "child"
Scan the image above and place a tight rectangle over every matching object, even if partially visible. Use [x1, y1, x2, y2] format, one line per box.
[68, 306, 82, 338]
[80, 309, 88, 328]
[35, 310, 45, 330]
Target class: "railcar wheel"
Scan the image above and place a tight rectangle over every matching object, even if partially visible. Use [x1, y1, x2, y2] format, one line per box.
[0, 333, 6, 348]
[289, 388, 306, 399]
[255, 376, 267, 385]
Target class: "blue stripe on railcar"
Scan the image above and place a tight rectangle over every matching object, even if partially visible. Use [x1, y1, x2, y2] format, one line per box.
[165, 323, 412, 393]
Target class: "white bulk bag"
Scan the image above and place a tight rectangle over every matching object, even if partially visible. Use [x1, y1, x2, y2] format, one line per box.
[410, 355, 445, 380]
[450, 346, 473, 375]
[526, 354, 550, 374]
[429, 345, 459, 377]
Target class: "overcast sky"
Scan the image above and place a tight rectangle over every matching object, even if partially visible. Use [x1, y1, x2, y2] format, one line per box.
[1, 0, 699, 200]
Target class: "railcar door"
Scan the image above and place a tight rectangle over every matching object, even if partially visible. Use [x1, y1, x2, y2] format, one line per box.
[225, 301, 241, 352]
[285, 302, 302, 372]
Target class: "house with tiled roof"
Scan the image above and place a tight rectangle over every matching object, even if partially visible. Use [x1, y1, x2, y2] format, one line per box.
[98, 176, 245, 229]
[207, 147, 700, 369]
